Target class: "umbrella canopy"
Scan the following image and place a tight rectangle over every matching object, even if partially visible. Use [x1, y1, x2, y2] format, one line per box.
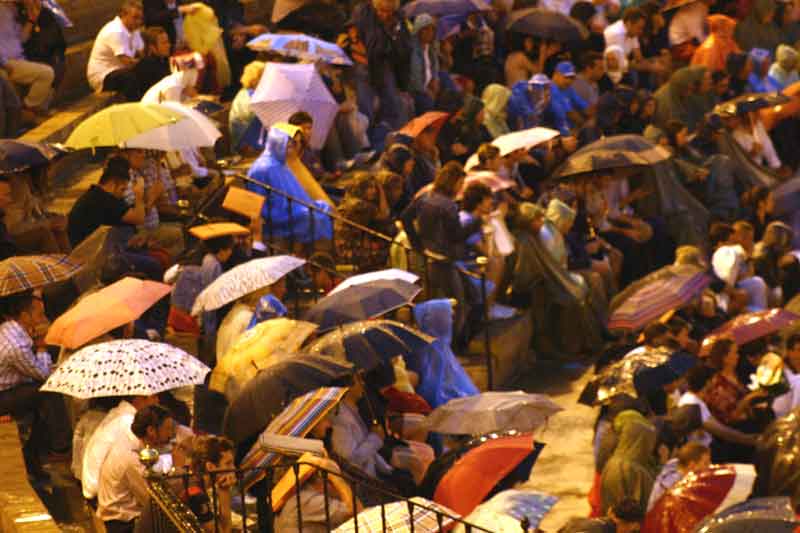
[753, 411, 800, 504]
[458, 489, 558, 533]
[643, 464, 756, 533]
[333, 497, 461, 533]
[64, 103, 187, 149]
[580, 345, 674, 405]
[693, 497, 799, 533]
[45, 277, 172, 349]
[399, 111, 450, 138]
[330, 269, 419, 296]
[402, 0, 489, 17]
[305, 320, 434, 370]
[632, 352, 698, 396]
[223, 354, 353, 443]
[191, 256, 305, 315]
[124, 101, 222, 150]
[210, 318, 318, 399]
[40, 339, 209, 399]
[552, 134, 672, 181]
[247, 33, 353, 66]
[608, 271, 712, 332]
[433, 433, 543, 516]
[240, 386, 348, 487]
[0, 254, 83, 297]
[460, 172, 517, 195]
[713, 93, 791, 118]
[507, 8, 589, 42]
[702, 309, 800, 348]
[68, 226, 124, 292]
[425, 391, 563, 435]
[0, 140, 63, 175]
[304, 279, 422, 331]
[250, 62, 338, 149]
[610, 264, 705, 313]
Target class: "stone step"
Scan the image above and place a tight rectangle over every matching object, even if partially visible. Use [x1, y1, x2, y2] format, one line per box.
[57, 40, 93, 104]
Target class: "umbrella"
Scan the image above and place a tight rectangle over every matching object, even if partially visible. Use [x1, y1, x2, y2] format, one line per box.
[40, 339, 209, 399]
[702, 309, 800, 348]
[247, 33, 353, 66]
[433, 433, 544, 516]
[333, 497, 461, 533]
[580, 345, 674, 405]
[713, 93, 791, 118]
[0, 140, 63, 175]
[399, 111, 450, 138]
[608, 271, 712, 332]
[610, 264, 705, 314]
[632, 352, 697, 396]
[68, 226, 127, 292]
[402, 0, 489, 17]
[458, 489, 558, 533]
[465, 127, 560, 170]
[425, 391, 563, 435]
[123, 101, 222, 150]
[64, 103, 187, 149]
[460, 171, 517, 195]
[507, 8, 589, 42]
[305, 320, 434, 370]
[330, 269, 419, 296]
[693, 497, 799, 533]
[45, 277, 172, 349]
[223, 354, 353, 443]
[552, 134, 672, 181]
[0, 254, 83, 297]
[250, 62, 338, 149]
[210, 318, 318, 399]
[643, 464, 756, 533]
[753, 410, 800, 504]
[240, 386, 348, 488]
[304, 279, 422, 331]
[191, 256, 305, 315]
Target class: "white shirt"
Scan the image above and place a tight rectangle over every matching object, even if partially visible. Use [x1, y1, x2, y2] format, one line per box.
[87, 16, 144, 92]
[772, 372, 800, 419]
[604, 20, 640, 59]
[72, 409, 109, 481]
[331, 403, 391, 478]
[96, 438, 148, 522]
[678, 391, 712, 447]
[732, 120, 782, 169]
[141, 70, 197, 104]
[82, 401, 138, 499]
[669, 2, 708, 46]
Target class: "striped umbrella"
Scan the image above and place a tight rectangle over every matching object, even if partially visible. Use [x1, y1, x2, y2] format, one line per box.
[333, 497, 461, 533]
[552, 134, 671, 181]
[240, 386, 348, 488]
[702, 308, 800, 348]
[608, 271, 712, 332]
[0, 255, 83, 296]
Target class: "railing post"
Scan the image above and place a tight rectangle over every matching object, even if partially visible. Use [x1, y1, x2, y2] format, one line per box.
[477, 256, 493, 391]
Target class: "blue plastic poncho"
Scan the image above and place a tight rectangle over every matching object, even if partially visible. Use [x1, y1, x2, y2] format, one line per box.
[246, 126, 333, 243]
[246, 294, 287, 330]
[410, 299, 479, 408]
[507, 80, 549, 131]
[748, 48, 780, 93]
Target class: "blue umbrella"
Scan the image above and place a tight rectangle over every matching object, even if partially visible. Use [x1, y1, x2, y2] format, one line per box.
[403, 0, 489, 18]
[246, 33, 353, 66]
[693, 497, 799, 532]
[0, 140, 63, 175]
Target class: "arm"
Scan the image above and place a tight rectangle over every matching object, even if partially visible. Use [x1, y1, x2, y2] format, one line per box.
[122, 180, 146, 225]
[8, 344, 51, 382]
[703, 416, 757, 446]
[399, 199, 422, 250]
[126, 461, 152, 509]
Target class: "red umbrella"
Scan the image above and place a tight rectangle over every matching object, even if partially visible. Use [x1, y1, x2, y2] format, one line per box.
[398, 111, 450, 138]
[433, 433, 542, 516]
[643, 464, 756, 533]
[702, 309, 800, 348]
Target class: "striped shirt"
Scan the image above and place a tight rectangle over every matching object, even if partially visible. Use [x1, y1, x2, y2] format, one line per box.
[0, 320, 51, 392]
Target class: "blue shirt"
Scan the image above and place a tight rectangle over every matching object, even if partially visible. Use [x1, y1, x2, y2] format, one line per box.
[548, 83, 588, 135]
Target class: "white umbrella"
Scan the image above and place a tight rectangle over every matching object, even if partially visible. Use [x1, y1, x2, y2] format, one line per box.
[329, 268, 419, 295]
[247, 33, 353, 66]
[425, 391, 563, 435]
[191, 255, 305, 315]
[465, 127, 560, 170]
[250, 62, 338, 149]
[124, 102, 222, 150]
[41, 339, 209, 399]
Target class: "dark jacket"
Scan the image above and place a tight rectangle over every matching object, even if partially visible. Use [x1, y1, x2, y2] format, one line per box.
[400, 190, 482, 260]
[352, 2, 412, 90]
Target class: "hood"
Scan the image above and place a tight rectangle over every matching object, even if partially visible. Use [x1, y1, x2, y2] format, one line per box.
[412, 13, 436, 35]
[546, 198, 576, 229]
[413, 299, 454, 345]
[708, 14, 737, 37]
[712, 244, 747, 286]
[482, 83, 512, 117]
[265, 124, 300, 163]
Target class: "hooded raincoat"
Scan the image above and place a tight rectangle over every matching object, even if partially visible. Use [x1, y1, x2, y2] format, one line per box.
[691, 15, 741, 72]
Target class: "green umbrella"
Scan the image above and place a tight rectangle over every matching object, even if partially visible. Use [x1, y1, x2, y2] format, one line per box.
[64, 103, 187, 150]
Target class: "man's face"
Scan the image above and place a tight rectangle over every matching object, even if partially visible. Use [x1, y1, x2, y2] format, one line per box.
[109, 180, 129, 199]
[626, 18, 646, 38]
[374, 0, 395, 24]
[153, 417, 176, 447]
[121, 7, 144, 31]
[553, 72, 574, 89]
[126, 149, 146, 171]
[0, 182, 12, 210]
[19, 295, 47, 336]
[153, 32, 171, 57]
[297, 122, 313, 144]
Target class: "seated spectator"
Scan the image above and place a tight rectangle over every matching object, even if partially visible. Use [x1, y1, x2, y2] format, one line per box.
[3, 170, 69, 253]
[548, 62, 589, 135]
[20, 0, 66, 89]
[182, 435, 235, 532]
[87, 0, 145, 101]
[748, 48, 779, 93]
[573, 51, 605, 108]
[72, 398, 118, 481]
[507, 74, 550, 131]
[135, 26, 172, 100]
[437, 96, 490, 164]
[752, 221, 793, 302]
[691, 15, 740, 73]
[604, 7, 665, 79]
[142, 52, 201, 104]
[560, 499, 644, 533]
[734, 0, 781, 56]
[229, 60, 265, 154]
[481, 84, 511, 139]
[768, 44, 799, 88]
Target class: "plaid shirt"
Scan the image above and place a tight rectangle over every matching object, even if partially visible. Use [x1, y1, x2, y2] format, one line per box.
[0, 320, 51, 392]
[125, 160, 162, 231]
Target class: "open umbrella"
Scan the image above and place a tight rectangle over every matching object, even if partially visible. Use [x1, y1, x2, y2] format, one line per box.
[223, 354, 353, 444]
[333, 497, 461, 533]
[402, 0, 489, 17]
[464, 126, 561, 169]
[753, 410, 800, 503]
[304, 280, 421, 331]
[433, 433, 544, 516]
[458, 489, 558, 533]
[425, 391, 563, 435]
[713, 93, 791, 118]
[0, 140, 63, 175]
[580, 345, 674, 405]
[702, 309, 800, 348]
[240, 386, 348, 488]
[632, 352, 697, 396]
[191, 256, 305, 315]
[552, 134, 672, 181]
[0, 254, 82, 297]
[507, 8, 589, 42]
[459, 171, 517, 195]
[610, 264, 705, 313]
[330, 269, 419, 296]
[40, 339, 209, 399]
[123, 101, 222, 150]
[608, 270, 712, 332]
[68, 226, 128, 292]
[643, 464, 756, 533]
[399, 111, 450, 138]
[693, 497, 799, 533]
[250, 62, 338, 149]
[305, 320, 434, 370]
[247, 33, 353, 66]
[64, 103, 187, 150]
[45, 277, 172, 349]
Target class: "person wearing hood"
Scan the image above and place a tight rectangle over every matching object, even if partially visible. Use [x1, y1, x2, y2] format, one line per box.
[734, 0, 782, 54]
[481, 83, 512, 138]
[409, 14, 440, 115]
[691, 15, 741, 73]
[436, 95, 491, 164]
[747, 47, 780, 93]
[768, 44, 799, 88]
[603, 46, 631, 88]
[507, 73, 551, 131]
[653, 65, 714, 130]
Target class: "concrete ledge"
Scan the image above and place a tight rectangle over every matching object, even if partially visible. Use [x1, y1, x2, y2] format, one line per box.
[22, 91, 118, 145]
[56, 41, 93, 104]
[0, 420, 60, 533]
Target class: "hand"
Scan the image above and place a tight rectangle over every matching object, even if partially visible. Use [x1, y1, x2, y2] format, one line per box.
[215, 472, 236, 491]
[451, 143, 469, 156]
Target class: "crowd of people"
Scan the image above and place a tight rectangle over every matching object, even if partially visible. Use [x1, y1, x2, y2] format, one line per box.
[3, 0, 800, 529]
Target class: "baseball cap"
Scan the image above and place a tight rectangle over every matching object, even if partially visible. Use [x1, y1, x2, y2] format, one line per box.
[529, 73, 551, 86]
[555, 61, 576, 77]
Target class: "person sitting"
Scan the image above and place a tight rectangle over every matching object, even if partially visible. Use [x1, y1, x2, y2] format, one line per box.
[87, 0, 145, 101]
[646, 442, 710, 511]
[752, 221, 793, 304]
[20, 0, 67, 90]
[181, 435, 235, 533]
[228, 60, 265, 154]
[507, 74, 551, 131]
[3, 170, 69, 253]
[747, 48, 780, 93]
[691, 15, 740, 73]
[135, 26, 171, 99]
[408, 14, 440, 115]
[768, 44, 799, 89]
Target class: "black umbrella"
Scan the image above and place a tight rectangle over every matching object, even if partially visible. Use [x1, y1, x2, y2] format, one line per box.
[693, 497, 799, 533]
[0, 139, 64, 175]
[507, 8, 589, 42]
[633, 351, 698, 396]
[304, 280, 421, 332]
[222, 354, 353, 444]
[713, 92, 791, 118]
[552, 134, 672, 181]
[305, 319, 433, 370]
[579, 345, 674, 405]
[753, 410, 800, 505]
